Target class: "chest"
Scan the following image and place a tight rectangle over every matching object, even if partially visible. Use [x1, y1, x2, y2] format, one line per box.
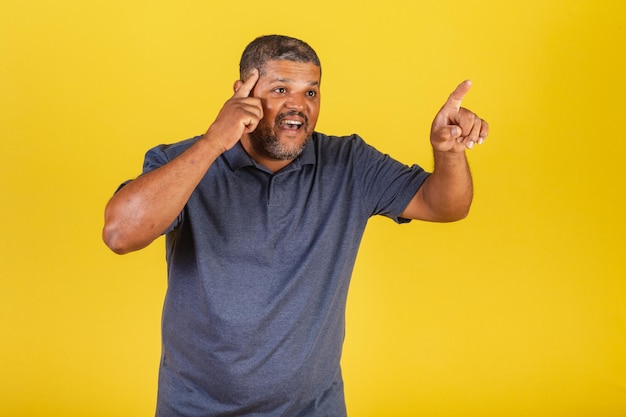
[182, 163, 366, 262]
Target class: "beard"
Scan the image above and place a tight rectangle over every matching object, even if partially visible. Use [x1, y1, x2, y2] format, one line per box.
[248, 111, 312, 161]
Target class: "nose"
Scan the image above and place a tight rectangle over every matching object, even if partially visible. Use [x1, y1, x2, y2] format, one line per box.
[285, 94, 306, 111]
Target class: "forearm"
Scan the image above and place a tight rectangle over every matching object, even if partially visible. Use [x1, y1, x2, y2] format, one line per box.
[401, 79, 487, 222]
[402, 149, 473, 222]
[102, 136, 223, 254]
[422, 150, 473, 221]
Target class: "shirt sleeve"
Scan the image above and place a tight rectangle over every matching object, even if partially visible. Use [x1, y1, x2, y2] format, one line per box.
[140, 145, 179, 233]
[352, 136, 430, 223]
[141, 143, 190, 235]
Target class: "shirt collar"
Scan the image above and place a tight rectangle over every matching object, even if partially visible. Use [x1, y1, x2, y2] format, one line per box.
[223, 134, 317, 173]
[223, 142, 255, 171]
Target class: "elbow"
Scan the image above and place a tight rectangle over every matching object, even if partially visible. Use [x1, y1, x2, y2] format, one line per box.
[102, 196, 147, 254]
[434, 211, 470, 223]
[450, 203, 472, 221]
[102, 214, 148, 254]
[102, 222, 133, 255]
[448, 208, 470, 222]
[436, 193, 473, 222]
[102, 213, 157, 255]
[430, 203, 472, 223]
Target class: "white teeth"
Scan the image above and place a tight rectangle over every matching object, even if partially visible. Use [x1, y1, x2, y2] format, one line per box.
[283, 120, 302, 126]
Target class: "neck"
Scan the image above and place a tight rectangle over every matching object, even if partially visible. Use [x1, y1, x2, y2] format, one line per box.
[240, 136, 294, 173]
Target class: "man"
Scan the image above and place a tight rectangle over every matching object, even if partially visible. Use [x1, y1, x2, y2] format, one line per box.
[103, 35, 488, 417]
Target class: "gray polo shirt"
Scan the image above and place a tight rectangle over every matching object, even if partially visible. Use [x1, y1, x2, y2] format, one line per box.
[140, 132, 429, 417]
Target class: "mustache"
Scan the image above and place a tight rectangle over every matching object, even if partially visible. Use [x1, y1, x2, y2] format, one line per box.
[275, 111, 308, 126]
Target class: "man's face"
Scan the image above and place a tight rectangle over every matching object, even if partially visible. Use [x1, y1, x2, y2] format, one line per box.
[244, 59, 321, 162]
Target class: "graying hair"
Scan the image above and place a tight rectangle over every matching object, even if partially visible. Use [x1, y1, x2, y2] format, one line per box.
[239, 35, 321, 80]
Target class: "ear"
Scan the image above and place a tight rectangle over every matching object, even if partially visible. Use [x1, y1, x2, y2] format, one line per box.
[233, 80, 244, 94]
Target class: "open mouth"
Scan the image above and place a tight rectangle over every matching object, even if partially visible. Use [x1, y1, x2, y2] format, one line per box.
[276, 112, 307, 131]
[279, 119, 304, 130]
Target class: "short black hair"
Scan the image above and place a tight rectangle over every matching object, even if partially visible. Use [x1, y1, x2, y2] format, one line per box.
[239, 35, 321, 80]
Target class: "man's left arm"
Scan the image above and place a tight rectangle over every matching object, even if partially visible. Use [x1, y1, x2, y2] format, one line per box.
[400, 80, 489, 222]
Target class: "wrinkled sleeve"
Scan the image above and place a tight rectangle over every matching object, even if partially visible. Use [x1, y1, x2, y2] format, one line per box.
[115, 144, 172, 193]
[142, 144, 170, 175]
[352, 136, 430, 224]
[112, 144, 183, 235]
[140, 144, 185, 234]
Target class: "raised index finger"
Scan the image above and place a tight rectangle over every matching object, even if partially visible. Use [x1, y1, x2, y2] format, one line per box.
[443, 79, 472, 110]
[233, 69, 260, 98]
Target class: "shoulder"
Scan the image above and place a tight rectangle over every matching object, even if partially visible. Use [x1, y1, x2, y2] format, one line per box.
[146, 136, 201, 161]
[312, 131, 366, 147]
[141, 135, 201, 173]
[312, 131, 384, 163]
[312, 131, 374, 155]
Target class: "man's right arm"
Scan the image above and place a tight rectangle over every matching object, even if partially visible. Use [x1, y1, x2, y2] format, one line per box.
[102, 70, 262, 254]
[102, 138, 224, 254]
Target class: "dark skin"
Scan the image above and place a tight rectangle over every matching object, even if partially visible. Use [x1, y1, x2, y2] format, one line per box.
[236, 61, 321, 172]
[102, 60, 488, 254]
[402, 79, 488, 221]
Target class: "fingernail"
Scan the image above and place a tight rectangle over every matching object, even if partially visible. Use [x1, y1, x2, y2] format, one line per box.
[477, 138, 484, 145]
[451, 127, 459, 137]
[467, 141, 474, 149]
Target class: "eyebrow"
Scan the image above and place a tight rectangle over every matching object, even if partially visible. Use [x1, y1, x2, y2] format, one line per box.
[271, 77, 319, 86]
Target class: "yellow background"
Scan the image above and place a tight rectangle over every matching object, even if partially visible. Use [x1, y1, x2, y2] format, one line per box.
[2, 0, 625, 415]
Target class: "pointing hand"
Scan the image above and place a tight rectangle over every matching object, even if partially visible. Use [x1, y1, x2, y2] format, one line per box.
[430, 80, 489, 152]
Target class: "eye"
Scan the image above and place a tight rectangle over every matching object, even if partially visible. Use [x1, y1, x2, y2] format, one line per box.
[274, 87, 287, 94]
[306, 90, 317, 97]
